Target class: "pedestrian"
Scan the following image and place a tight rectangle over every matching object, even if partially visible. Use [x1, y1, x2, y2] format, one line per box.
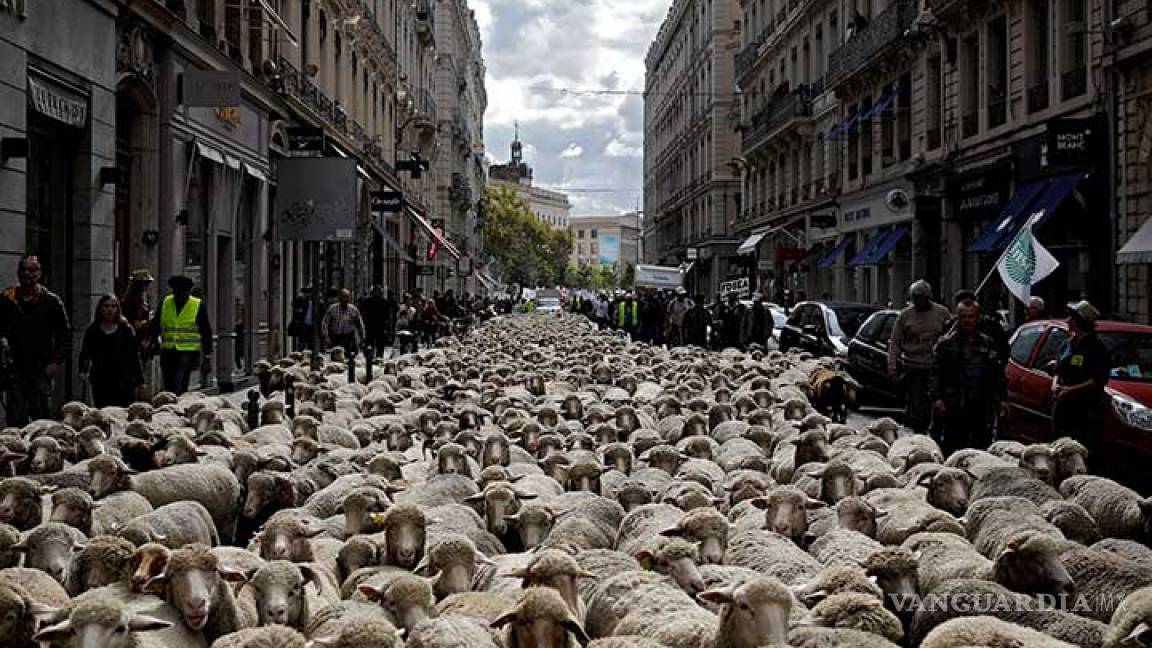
[121, 269, 154, 359]
[395, 297, 417, 354]
[383, 289, 400, 347]
[1051, 300, 1111, 460]
[666, 290, 691, 346]
[683, 294, 710, 348]
[639, 291, 665, 345]
[616, 292, 640, 337]
[321, 288, 366, 356]
[151, 274, 213, 396]
[594, 293, 610, 329]
[741, 295, 774, 349]
[1024, 296, 1047, 324]
[719, 293, 746, 349]
[0, 254, 71, 425]
[930, 300, 1007, 456]
[948, 289, 1011, 365]
[358, 285, 390, 354]
[78, 295, 145, 407]
[288, 286, 315, 351]
[888, 279, 952, 435]
[418, 296, 444, 346]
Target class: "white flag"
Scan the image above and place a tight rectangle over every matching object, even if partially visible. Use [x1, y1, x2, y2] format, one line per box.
[998, 224, 1060, 304]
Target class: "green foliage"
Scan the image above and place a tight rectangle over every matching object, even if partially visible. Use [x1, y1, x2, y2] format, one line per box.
[620, 263, 636, 289]
[482, 185, 573, 287]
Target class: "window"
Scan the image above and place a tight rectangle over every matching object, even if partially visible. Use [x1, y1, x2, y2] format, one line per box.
[848, 103, 859, 180]
[196, 0, 216, 40]
[578, 229, 585, 239]
[856, 312, 885, 343]
[1061, 0, 1087, 99]
[1010, 325, 1045, 365]
[987, 16, 1009, 128]
[897, 72, 912, 160]
[1027, 0, 1050, 112]
[860, 96, 873, 176]
[961, 34, 980, 137]
[591, 229, 598, 239]
[1033, 328, 1070, 372]
[926, 56, 943, 150]
[880, 83, 895, 167]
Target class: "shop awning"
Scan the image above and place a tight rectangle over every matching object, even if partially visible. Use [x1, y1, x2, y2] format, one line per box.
[848, 228, 890, 266]
[370, 217, 414, 263]
[817, 236, 853, 268]
[195, 141, 225, 165]
[968, 180, 1047, 252]
[1015, 172, 1086, 233]
[860, 87, 898, 122]
[1118, 216, 1152, 264]
[406, 206, 462, 261]
[828, 111, 859, 140]
[737, 231, 768, 256]
[863, 226, 909, 264]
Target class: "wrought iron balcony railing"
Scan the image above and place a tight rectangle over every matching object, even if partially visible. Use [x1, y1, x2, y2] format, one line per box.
[827, 0, 918, 86]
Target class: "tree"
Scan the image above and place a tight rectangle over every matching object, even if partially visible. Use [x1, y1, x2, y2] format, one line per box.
[620, 263, 636, 289]
[481, 185, 571, 287]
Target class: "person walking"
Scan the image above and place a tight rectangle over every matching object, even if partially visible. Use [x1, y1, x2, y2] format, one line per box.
[121, 269, 154, 358]
[1024, 296, 1047, 324]
[888, 279, 952, 435]
[719, 293, 746, 349]
[666, 290, 691, 346]
[682, 295, 710, 348]
[616, 292, 640, 338]
[358, 285, 390, 354]
[930, 300, 1007, 457]
[0, 254, 71, 425]
[288, 286, 315, 351]
[741, 296, 774, 349]
[150, 274, 213, 396]
[78, 295, 145, 407]
[321, 289, 366, 356]
[1051, 301, 1111, 460]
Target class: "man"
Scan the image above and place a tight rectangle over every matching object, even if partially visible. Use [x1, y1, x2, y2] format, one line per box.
[741, 295, 774, 349]
[358, 285, 389, 354]
[321, 289, 366, 356]
[383, 289, 400, 347]
[1052, 300, 1111, 459]
[121, 269, 154, 356]
[931, 300, 1006, 456]
[289, 286, 315, 351]
[1024, 296, 1047, 324]
[639, 291, 665, 345]
[888, 279, 952, 435]
[666, 290, 692, 346]
[0, 254, 71, 425]
[617, 292, 640, 337]
[682, 294, 710, 348]
[948, 288, 1010, 365]
[719, 293, 746, 350]
[150, 274, 213, 396]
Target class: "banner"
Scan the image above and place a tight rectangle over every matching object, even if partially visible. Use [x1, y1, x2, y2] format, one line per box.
[598, 233, 620, 265]
[633, 265, 685, 290]
[998, 225, 1059, 304]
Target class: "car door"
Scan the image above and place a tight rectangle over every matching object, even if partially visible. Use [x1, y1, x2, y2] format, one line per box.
[1003, 324, 1052, 442]
[798, 305, 825, 354]
[1018, 325, 1070, 441]
[848, 312, 885, 392]
[781, 305, 809, 351]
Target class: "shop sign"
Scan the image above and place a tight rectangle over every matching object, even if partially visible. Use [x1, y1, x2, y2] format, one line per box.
[844, 207, 871, 223]
[183, 70, 241, 108]
[28, 77, 87, 128]
[0, 0, 27, 19]
[719, 277, 751, 298]
[685, 248, 698, 260]
[273, 157, 358, 241]
[214, 106, 241, 129]
[415, 266, 435, 276]
[1046, 119, 1092, 166]
[951, 165, 1009, 221]
[370, 191, 402, 215]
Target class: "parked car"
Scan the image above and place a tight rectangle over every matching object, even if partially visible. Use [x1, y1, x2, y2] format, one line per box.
[1003, 319, 1152, 458]
[846, 309, 901, 405]
[778, 301, 881, 357]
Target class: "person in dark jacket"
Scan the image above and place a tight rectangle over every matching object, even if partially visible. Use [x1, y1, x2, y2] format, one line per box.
[741, 296, 774, 348]
[718, 293, 746, 349]
[1052, 300, 1111, 460]
[0, 254, 71, 425]
[682, 295, 710, 348]
[930, 300, 1007, 456]
[358, 285, 390, 354]
[79, 295, 144, 407]
[288, 286, 315, 351]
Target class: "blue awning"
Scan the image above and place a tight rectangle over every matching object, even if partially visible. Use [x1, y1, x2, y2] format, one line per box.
[848, 229, 890, 265]
[817, 236, 853, 268]
[860, 88, 897, 122]
[863, 226, 909, 264]
[1016, 172, 1086, 233]
[828, 111, 860, 140]
[967, 180, 1047, 252]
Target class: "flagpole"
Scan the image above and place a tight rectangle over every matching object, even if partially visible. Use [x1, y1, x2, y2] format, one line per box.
[975, 224, 1028, 296]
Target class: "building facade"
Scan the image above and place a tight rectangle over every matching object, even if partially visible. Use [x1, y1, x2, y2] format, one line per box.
[489, 133, 573, 230]
[0, 0, 485, 405]
[569, 212, 642, 269]
[643, 0, 743, 302]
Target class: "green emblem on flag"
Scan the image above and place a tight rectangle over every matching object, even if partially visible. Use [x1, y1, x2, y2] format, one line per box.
[1003, 231, 1036, 284]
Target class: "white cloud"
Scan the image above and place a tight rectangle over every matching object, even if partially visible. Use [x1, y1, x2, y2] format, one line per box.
[605, 139, 642, 158]
[560, 143, 584, 158]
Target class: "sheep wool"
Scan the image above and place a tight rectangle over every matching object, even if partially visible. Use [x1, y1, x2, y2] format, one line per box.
[805, 592, 903, 643]
[921, 615, 1077, 648]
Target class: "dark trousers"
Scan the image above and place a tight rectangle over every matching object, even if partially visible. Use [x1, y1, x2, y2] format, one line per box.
[904, 368, 933, 435]
[91, 380, 134, 408]
[940, 413, 996, 458]
[160, 349, 199, 395]
[330, 333, 358, 357]
[5, 371, 52, 426]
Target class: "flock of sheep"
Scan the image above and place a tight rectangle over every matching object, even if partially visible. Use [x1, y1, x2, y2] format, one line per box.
[0, 312, 1150, 647]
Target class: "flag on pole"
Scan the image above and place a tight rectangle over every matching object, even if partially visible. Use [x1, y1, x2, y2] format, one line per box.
[997, 223, 1060, 304]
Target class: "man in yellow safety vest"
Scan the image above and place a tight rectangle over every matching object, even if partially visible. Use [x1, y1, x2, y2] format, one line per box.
[616, 293, 640, 336]
[150, 275, 213, 395]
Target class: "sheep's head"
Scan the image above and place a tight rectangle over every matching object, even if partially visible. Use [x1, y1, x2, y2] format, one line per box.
[660, 507, 729, 565]
[614, 480, 654, 513]
[152, 544, 241, 631]
[257, 514, 324, 562]
[697, 577, 792, 648]
[482, 433, 512, 468]
[916, 467, 972, 516]
[464, 482, 537, 538]
[867, 417, 901, 445]
[71, 535, 135, 594]
[161, 435, 204, 467]
[491, 587, 589, 648]
[1019, 444, 1057, 485]
[372, 503, 427, 569]
[992, 531, 1075, 598]
[28, 436, 64, 474]
[505, 502, 555, 550]
[12, 522, 84, 585]
[834, 497, 887, 538]
[1051, 437, 1088, 484]
[130, 543, 171, 594]
[750, 486, 824, 543]
[641, 444, 685, 476]
[343, 486, 393, 536]
[417, 534, 490, 598]
[0, 477, 48, 530]
[86, 456, 133, 499]
[503, 549, 595, 620]
[243, 561, 318, 629]
[50, 487, 94, 534]
[358, 572, 435, 633]
[864, 547, 919, 618]
[32, 597, 172, 648]
[801, 592, 904, 643]
[792, 429, 830, 466]
[635, 537, 705, 595]
[806, 459, 857, 504]
[435, 443, 470, 476]
[243, 472, 297, 520]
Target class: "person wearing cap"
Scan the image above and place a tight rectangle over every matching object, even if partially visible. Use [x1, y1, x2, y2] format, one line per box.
[889, 279, 952, 435]
[150, 275, 213, 395]
[1052, 300, 1111, 457]
[0, 253, 71, 425]
[930, 299, 1007, 456]
[121, 269, 155, 361]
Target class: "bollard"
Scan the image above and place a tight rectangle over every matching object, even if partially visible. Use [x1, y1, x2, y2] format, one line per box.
[347, 350, 356, 385]
[364, 345, 374, 383]
[246, 389, 260, 430]
[285, 375, 296, 419]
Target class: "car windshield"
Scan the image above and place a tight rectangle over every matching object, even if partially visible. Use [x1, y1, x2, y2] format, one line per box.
[829, 306, 877, 338]
[538, 298, 560, 307]
[1101, 332, 1152, 383]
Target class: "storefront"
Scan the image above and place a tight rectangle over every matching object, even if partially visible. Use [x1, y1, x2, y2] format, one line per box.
[826, 181, 916, 305]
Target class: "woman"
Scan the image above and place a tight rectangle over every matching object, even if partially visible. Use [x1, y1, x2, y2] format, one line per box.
[78, 294, 145, 407]
[1052, 300, 1111, 459]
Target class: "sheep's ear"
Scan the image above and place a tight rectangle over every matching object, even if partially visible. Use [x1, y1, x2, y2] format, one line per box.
[463, 492, 485, 504]
[1124, 621, 1151, 644]
[357, 583, 384, 601]
[805, 497, 827, 509]
[27, 602, 61, 619]
[32, 618, 73, 642]
[128, 614, 173, 633]
[475, 551, 496, 567]
[563, 617, 590, 644]
[10, 539, 29, 553]
[873, 509, 890, 519]
[40, 484, 58, 494]
[916, 473, 936, 487]
[748, 497, 770, 510]
[217, 566, 247, 583]
[696, 588, 735, 605]
[490, 609, 519, 629]
[413, 556, 431, 576]
[502, 567, 528, 579]
[298, 565, 318, 588]
[303, 525, 326, 538]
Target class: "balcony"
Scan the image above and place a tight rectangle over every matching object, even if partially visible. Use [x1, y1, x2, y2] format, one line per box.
[827, 0, 917, 87]
[415, 0, 435, 44]
[413, 88, 436, 126]
[1027, 81, 1049, 113]
[735, 39, 762, 81]
[1061, 67, 1087, 100]
[742, 88, 814, 153]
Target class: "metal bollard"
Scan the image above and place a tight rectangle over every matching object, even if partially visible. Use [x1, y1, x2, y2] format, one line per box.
[285, 375, 296, 419]
[364, 345, 374, 383]
[246, 389, 260, 430]
[348, 350, 356, 385]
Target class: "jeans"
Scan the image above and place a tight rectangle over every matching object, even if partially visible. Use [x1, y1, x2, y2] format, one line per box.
[5, 371, 52, 426]
[160, 349, 199, 395]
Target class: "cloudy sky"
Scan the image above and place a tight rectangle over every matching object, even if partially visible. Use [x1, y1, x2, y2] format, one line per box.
[472, 0, 670, 216]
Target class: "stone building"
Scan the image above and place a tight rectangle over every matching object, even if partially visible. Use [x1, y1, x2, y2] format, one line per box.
[569, 212, 642, 270]
[642, 0, 743, 301]
[489, 131, 573, 230]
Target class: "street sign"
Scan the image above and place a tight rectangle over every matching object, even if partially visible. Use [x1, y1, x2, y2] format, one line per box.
[719, 277, 751, 298]
[686, 248, 699, 260]
[415, 266, 435, 276]
[274, 158, 358, 241]
[286, 126, 325, 154]
[370, 191, 403, 215]
[182, 70, 241, 108]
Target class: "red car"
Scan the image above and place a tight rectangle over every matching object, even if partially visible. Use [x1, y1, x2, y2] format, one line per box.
[1003, 320, 1152, 457]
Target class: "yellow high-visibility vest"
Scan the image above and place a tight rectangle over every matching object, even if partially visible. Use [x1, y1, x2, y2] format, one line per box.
[160, 295, 202, 351]
[617, 301, 638, 327]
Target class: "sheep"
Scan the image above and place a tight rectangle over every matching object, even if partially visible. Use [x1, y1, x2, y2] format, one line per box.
[788, 564, 883, 607]
[1051, 437, 1089, 484]
[150, 544, 254, 643]
[67, 535, 136, 595]
[372, 502, 428, 570]
[88, 457, 242, 544]
[1060, 545, 1152, 622]
[415, 533, 489, 600]
[300, 618, 401, 647]
[209, 625, 307, 648]
[1041, 499, 1103, 545]
[912, 466, 973, 516]
[354, 571, 436, 634]
[1104, 585, 1152, 648]
[1092, 538, 1152, 569]
[970, 466, 1062, 506]
[31, 592, 207, 648]
[0, 477, 47, 530]
[888, 434, 943, 472]
[1061, 475, 1152, 541]
[724, 529, 822, 586]
[0, 567, 71, 648]
[808, 529, 883, 568]
[0, 522, 22, 568]
[743, 485, 826, 544]
[965, 496, 1068, 557]
[118, 501, 221, 549]
[235, 560, 324, 631]
[799, 592, 904, 643]
[921, 616, 1078, 648]
[865, 488, 965, 545]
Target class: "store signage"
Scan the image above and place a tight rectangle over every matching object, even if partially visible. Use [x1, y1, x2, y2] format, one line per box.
[0, 0, 27, 19]
[28, 77, 87, 128]
[273, 157, 358, 241]
[183, 70, 241, 108]
[719, 277, 751, 298]
[415, 266, 435, 276]
[843, 206, 871, 223]
[286, 126, 325, 153]
[1046, 118, 1092, 166]
[370, 191, 402, 215]
[686, 248, 699, 260]
[952, 166, 1009, 221]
